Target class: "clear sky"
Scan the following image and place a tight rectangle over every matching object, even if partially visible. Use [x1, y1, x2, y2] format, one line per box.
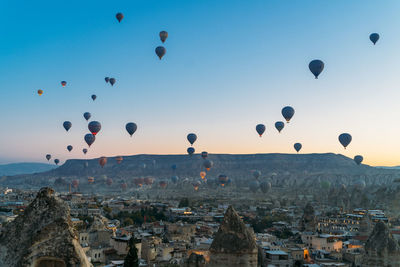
[0, 0, 399, 166]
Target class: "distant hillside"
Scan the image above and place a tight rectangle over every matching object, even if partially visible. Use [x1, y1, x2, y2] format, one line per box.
[0, 162, 56, 176]
[2, 153, 400, 189]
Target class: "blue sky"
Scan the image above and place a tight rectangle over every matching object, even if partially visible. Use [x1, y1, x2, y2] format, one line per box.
[0, 0, 399, 165]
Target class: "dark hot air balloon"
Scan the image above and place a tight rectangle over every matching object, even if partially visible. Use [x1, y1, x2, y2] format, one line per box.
[116, 13, 124, 22]
[338, 133, 352, 149]
[106, 178, 113, 186]
[155, 46, 166, 59]
[256, 124, 266, 137]
[126, 122, 137, 137]
[91, 95, 97, 101]
[253, 170, 261, 180]
[203, 160, 213, 171]
[83, 112, 91, 121]
[109, 78, 116, 86]
[309, 59, 324, 79]
[354, 155, 363, 165]
[84, 133, 96, 147]
[187, 147, 195, 156]
[281, 106, 295, 123]
[63, 121, 72, 132]
[105, 77, 110, 83]
[46, 154, 51, 161]
[275, 121, 284, 133]
[61, 81, 67, 87]
[88, 121, 101, 135]
[260, 181, 271, 193]
[294, 143, 302, 153]
[67, 145, 73, 152]
[187, 133, 197, 146]
[370, 33, 380, 45]
[83, 148, 88, 154]
[201, 151, 208, 159]
[54, 159, 60, 165]
[249, 181, 259, 193]
[159, 31, 168, 43]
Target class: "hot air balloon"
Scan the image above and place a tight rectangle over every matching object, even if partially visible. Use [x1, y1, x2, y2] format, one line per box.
[256, 124, 266, 137]
[294, 143, 302, 153]
[370, 33, 380, 45]
[88, 177, 95, 184]
[249, 181, 259, 193]
[309, 59, 324, 79]
[218, 174, 228, 187]
[83, 112, 91, 121]
[187, 147, 195, 156]
[338, 133, 352, 149]
[126, 122, 137, 137]
[88, 121, 101, 135]
[99, 157, 107, 168]
[155, 46, 166, 60]
[275, 121, 284, 133]
[134, 178, 143, 187]
[200, 171, 206, 180]
[61, 81, 67, 87]
[37, 89, 43, 96]
[354, 179, 366, 190]
[84, 133, 96, 147]
[193, 181, 201, 191]
[171, 164, 177, 171]
[105, 77, 110, 83]
[201, 151, 208, 159]
[63, 121, 72, 132]
[46, 154, 51, 161]
[67, 145, 73, 152]
[116, 156, 123, 164]
[203, 160, 213, 171]
[159, 31, 168, 43]
[171, 176, 179, 183]
[281, 106, 295, 123]
[54, 159, 60, 165]
[116, 13, 124, 22]
[159, 181, 167, 189]
[354, 155, 363, 165]
[91, 95, 97, 101]
[260, 181, 271, 193]
[144, 177, 154, 185]
[72, 179, 79, 189]
[109, 78, 116, 86]
[83, 148, 88, 154]
[106, 178, 113, 186]
[187, 133, 197, 145]
[253, 170, 261, 180]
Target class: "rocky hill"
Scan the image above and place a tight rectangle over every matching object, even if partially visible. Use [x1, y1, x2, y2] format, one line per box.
[1, 153, 400, 190]
[0, 162, 56, 176]
[0, 187, 91, 267]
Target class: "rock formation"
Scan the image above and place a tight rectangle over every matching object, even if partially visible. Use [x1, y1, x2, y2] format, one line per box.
[300, 202, 317, 232]
[0, 187, 91, 267]
[209, 205, 258, 267]
[362, 221, 400, 266]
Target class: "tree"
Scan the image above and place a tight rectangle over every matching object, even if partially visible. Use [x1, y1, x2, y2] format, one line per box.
[124, 237, 139, 267]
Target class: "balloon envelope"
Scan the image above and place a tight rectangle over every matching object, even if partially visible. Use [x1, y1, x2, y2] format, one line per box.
[83, 148, 88, 154]
[249, 181, 260, 193]
[201, 151, 208, 159]
[187, 147, 195, 156]
[203, 160, 213, 171]
[155, 46, 166, 59]
[116, 13, 124, 22]
[109, 78, 116, 86]
[84, 133, 96, 147]
[63, 121, 72, 132]
[256, 124, 266, 137]
[260, 181, 271, 193]
[253, 170, 261, 180]
[67, 145, 73, 152]
[54, 159, 60, 165]
[91, 95, 97, 101]
[61, 81, 67, 87]
[275, 121, 284, 133]
[187, 133, 197, 145]
[160, 31, 168, 43]
[99, 157, 107, 168]
[294, 143, 302, 153]
[338, 133, 352, 149]
[281, 106, 295, 123]
[37, 89, 43, 96]
[126, 122, 137, 137]
[370, 33, 380, 45]
[105, 77, 110, 83]
[88, 121, 101, 135]
[354, 155, 363, 165]
[309, 59, 324, 79]
[83, 112, 91, 121]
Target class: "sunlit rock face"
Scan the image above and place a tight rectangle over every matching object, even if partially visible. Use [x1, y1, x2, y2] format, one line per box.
[0, 187, 91, 267]
[362, 221, 400, 266]
[209, 206, 258, 267]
